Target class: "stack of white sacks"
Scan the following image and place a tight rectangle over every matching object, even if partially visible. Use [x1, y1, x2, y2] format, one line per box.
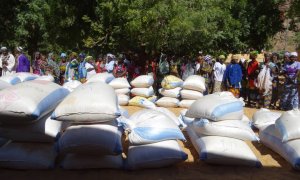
[156, 75, 183, 108]
[179, 75, 206, 108]
[0, 80, 69, 169]
[51, 82, 124, 169]
[128, 75, 157, 108]
[118, 109, 187, 170]
[183, 92, 261, 167]
[109, 78, 131, 106]
[256, 109, 300, 170]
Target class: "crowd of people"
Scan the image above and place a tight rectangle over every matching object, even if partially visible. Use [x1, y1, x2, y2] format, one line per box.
[0, 46, 299, 111]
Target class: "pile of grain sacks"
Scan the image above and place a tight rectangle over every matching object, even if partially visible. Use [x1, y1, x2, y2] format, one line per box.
[257, 109, 300, 170]
[118, 109, 187, 170]
[108, 78, 131, 106]
[0, 81, 69, 169]
[156, 75, 183, 108]
[128, 75, 156, 108]
[184, 92, 261, 167]
[179, 75, 206, 108]
[51, 82, 124, 169]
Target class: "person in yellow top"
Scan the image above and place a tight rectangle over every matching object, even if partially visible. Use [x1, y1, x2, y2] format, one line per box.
[59, 53, 68, 85]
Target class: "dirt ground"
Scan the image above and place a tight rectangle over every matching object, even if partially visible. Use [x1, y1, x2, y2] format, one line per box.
[0, 106, 300, 180]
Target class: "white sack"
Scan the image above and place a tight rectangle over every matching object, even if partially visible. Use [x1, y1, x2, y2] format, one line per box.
[0, 142, 56, 169]
[0, 80, 11, 90]
[252, 108, 282, 129]
[131, 75, 154, 88]
[180, 89, 203, 100]
[58, 120, 122, 155]
[260, 124, 300, 170]
[109, 78, 131, 89]
[35, 75, 55, 82]
[182, 75, 206, 92]
[186, 92, 244, 121]
[128, 96, 156, 109]
[131, 86, 154, 97]
[61, 154, 123, 169]
[118, 94, 129, 106]
[179, 100, 195, 108]
[52, 82, 120, 123]
[118, 109, 185, 145]
[159, 87, 181, 98]
[15, 72, 38, 82]
[192, 119, 258, 141]
[275, 110, 300, 142]
[126, 140, 187, 170]
[161, 75, 183, 89]
[0, 81, 69, 124]
[178, 109, 195, 126]
[186, 127, 261, 167]
[154, 107, 181, 126]
[0, 113, 67, 142]
[156, 97, 179, 108]
[86, 72, 114, 84]
[62, 80, 82, 92]
[0, 76, 21, 85]
[115, 88, 130, 95]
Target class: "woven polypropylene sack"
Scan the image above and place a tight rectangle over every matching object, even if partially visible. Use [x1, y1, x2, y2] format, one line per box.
[58, 120, 122, 155]
[126, 140, 187, 170]
[52, 82, 120, 123]
[182, 75, 206, 92]
[60, 154, 123, 169]
[109, 78, 131, 89]
[156, 97, 179, 108]
[0, 142, 56, 169]
[186, 92, 244, 121]
[275, 110, 300, 142]
[131, 75, 154, 88]
[260, 124, 300, 170]
[0, 80, 69, 124]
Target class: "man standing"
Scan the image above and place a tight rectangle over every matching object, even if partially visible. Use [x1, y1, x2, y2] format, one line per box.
[15, 46, 30, 73]
[0, 47, 16, 76]
[212, 55, 226, 93]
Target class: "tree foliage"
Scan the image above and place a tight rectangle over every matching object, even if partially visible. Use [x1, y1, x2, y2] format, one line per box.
[0, 0, 285, 57]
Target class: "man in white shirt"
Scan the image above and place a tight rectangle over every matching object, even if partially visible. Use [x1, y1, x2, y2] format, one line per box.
[212, 55, 226, 93]
[0, 47, 16, 76]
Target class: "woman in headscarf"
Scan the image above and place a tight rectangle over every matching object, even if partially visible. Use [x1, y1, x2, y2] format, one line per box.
[256, 53, 276, 108]
[47, 53, 60, 83]
[65, 52, 79, 82]
[59, 53, 68, 85]
[15, 47, 30, 73]
[95, 55, 106, 73]
[270, 53, 281, 109]
[246, 51, 260, 108]
[84, 56, 96, 80]
[113, 55, 127, 78]
[280, 52, 300, 110]
[223, 55, 242, 98]
[200, 55, 213, 94]
[32, 51, 44, 75]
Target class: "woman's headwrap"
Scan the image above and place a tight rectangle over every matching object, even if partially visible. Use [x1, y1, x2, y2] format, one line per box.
[85, 56, 93, 62]
[250, 51, 259, 57]
[204, 55, 212, 62]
